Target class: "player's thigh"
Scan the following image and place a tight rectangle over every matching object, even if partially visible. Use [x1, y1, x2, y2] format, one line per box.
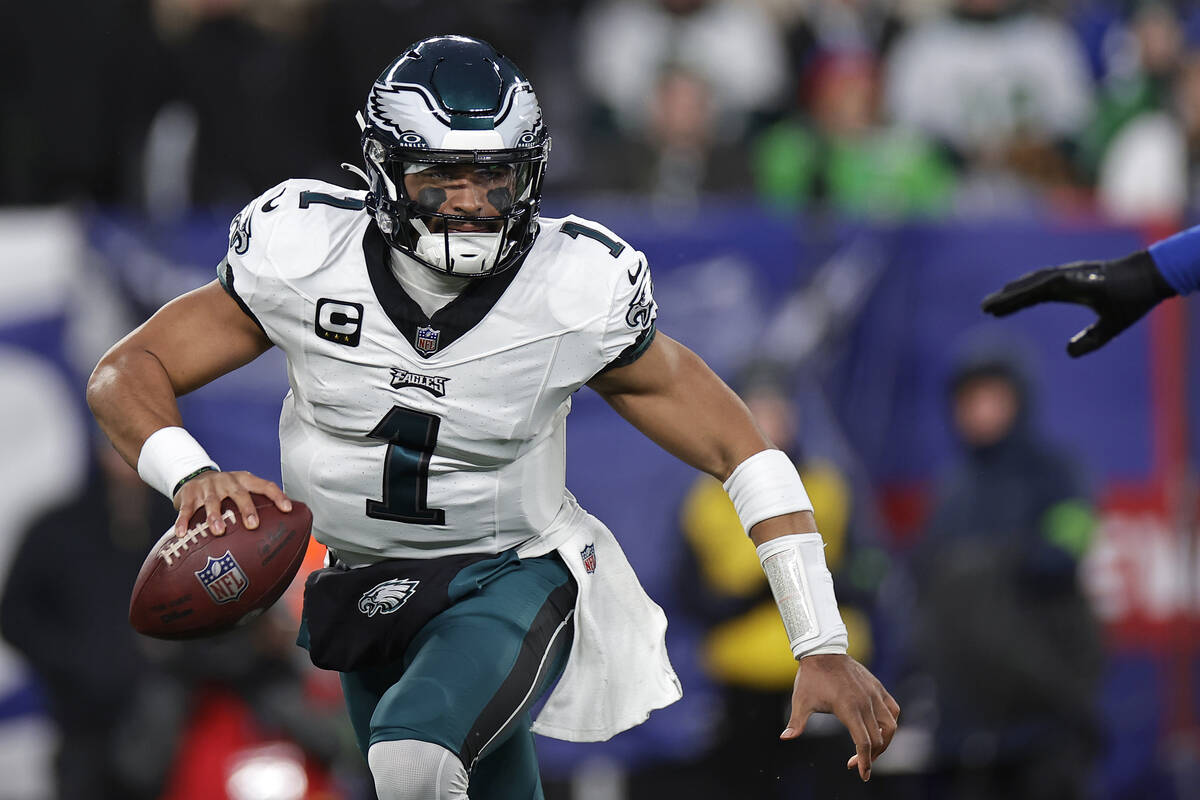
[370, 554, 575, 764]
[341, 659, 407, 756]
[347, 553, 575, 765]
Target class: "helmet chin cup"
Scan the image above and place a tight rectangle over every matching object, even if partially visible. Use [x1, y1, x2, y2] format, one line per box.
[413, 230, 503, 277]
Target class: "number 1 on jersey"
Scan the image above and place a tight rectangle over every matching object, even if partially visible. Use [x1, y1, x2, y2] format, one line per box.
[366, 406, 446, 525]
[560, 221, 625, 258]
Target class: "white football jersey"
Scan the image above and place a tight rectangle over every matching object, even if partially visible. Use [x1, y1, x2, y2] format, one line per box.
[218, 179, 657, 560]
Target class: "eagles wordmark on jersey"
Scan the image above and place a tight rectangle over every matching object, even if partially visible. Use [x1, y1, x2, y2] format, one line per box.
[218, 179, 657, 562]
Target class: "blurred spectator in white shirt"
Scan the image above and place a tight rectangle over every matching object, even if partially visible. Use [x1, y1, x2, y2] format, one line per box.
[579, 0, 789, 144]
[1089, 3, 1189, 223]
[884, 0, 1094, 214]
[1095, 109, 1187, 223]
[1180, 49, 1200, 204]
[1077, 1, 1182, 176]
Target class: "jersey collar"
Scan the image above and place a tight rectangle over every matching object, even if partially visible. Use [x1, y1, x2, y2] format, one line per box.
[363, 221, 525, 358]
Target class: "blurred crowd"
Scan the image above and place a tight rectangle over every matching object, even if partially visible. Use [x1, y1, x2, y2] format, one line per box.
[4, 0, 1200, 222]
[0, 443, 371, 800]
[1, 2, 1193, 799]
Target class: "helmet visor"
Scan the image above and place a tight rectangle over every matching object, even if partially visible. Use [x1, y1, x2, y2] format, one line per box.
[383, 159, 538, 229]
[384, 158, 541, 276]
[362, 135, 547, 276]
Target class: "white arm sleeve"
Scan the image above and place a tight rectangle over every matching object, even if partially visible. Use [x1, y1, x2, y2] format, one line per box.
[757, 533, 849, 658]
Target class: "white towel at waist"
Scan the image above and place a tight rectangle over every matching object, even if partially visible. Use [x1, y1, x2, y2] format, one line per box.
[517, 494, 682, 741]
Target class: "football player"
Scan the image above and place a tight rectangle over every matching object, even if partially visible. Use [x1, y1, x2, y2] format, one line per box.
[982, 224, 1200, 356]
[87, 35, 897, 799]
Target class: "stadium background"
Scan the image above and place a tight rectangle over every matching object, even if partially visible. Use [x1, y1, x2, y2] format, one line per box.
[3, 0, 1200, 798]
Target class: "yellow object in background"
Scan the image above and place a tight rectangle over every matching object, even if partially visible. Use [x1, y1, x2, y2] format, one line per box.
[681, 459, 851, 597]
[702, 602, 872, 690]
[681, 458, 869, 690]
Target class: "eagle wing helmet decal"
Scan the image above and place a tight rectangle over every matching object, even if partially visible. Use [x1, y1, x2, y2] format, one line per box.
[365, 79, 540, 150]
[366, 83, 438, 144]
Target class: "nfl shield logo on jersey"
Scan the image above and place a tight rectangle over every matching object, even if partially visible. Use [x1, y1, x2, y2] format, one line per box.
[194, 551, 250, 604]
[415, 325, 441, 355]
[581, 543, 597, 574]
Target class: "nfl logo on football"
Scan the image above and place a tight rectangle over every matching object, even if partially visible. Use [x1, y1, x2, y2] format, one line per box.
[415, 325, 440, 355]
[194, 551, 250, 604]
[581, 543, 597, 574]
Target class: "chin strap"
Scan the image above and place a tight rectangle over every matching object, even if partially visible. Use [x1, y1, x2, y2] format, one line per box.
[340, 162, 371, 188]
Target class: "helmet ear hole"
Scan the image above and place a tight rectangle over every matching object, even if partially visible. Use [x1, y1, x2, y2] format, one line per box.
[366, 139, 386, 164]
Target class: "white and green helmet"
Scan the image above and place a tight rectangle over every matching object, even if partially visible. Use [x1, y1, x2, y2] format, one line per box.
[359, 35, 550, 278]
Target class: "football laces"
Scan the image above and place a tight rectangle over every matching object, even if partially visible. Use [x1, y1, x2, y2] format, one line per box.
[158, 510, 237, 566]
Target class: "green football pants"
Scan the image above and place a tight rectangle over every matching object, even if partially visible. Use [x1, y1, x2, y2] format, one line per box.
[340, 551, 576, 799]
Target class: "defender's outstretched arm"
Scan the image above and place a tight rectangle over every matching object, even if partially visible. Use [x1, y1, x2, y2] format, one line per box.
[981, 223, 1200, 357]
[981, 251, 1175, 357]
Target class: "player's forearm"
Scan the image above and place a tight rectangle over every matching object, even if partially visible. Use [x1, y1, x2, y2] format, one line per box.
[596, 335, 775, 479]
[636, 394, 771, 482]
[596, 337, 819, 540]
[649, 369, 820, 539]
[87, 345, 186, 469]
[750, 511, 818, 544]
[1148, 224, 1200, 296]
[633, 352, 817, 541]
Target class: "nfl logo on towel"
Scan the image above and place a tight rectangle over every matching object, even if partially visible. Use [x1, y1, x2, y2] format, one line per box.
[581, 543, 597, 574]
[194, 551, 250, 604]
[415, 325, 441, 355]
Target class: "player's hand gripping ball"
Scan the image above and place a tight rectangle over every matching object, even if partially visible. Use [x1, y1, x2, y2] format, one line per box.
[129, 493, 312, 639]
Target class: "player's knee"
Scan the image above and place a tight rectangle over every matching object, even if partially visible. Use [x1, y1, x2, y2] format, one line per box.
[367, 739, 469, 800]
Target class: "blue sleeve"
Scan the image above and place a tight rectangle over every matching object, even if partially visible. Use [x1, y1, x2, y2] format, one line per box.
[1148, 225, 1200, 296]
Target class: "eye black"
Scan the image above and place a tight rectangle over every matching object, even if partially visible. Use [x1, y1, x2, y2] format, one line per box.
[416, 188, 447, 210]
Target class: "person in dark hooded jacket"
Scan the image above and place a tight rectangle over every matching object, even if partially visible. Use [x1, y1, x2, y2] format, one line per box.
[914, 351, 1104, 800]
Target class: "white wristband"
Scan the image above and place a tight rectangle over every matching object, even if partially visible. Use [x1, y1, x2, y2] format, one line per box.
[722, 449, 813, 533]
[137, 426, 219, 500]
[757, 533, 848, 659]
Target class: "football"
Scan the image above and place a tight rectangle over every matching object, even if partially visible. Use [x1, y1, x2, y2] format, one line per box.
[129, 494, 313, 639]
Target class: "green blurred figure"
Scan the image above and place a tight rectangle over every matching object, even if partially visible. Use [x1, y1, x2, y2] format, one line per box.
[754, 51, 955, 219]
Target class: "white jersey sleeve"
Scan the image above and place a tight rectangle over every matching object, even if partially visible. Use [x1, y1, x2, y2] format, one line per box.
[215, 182, 284, 338]
[559, 217, 658, 376]
[601, 251, 657, 371]
[215, 179, 366, 347]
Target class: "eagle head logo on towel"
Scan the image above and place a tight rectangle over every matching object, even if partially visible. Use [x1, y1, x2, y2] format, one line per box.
[358, 578, 420, 617]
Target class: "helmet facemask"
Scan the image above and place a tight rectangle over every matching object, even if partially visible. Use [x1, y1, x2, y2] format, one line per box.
[359, 36, 551, 277]
[362, 131, 547, 278]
